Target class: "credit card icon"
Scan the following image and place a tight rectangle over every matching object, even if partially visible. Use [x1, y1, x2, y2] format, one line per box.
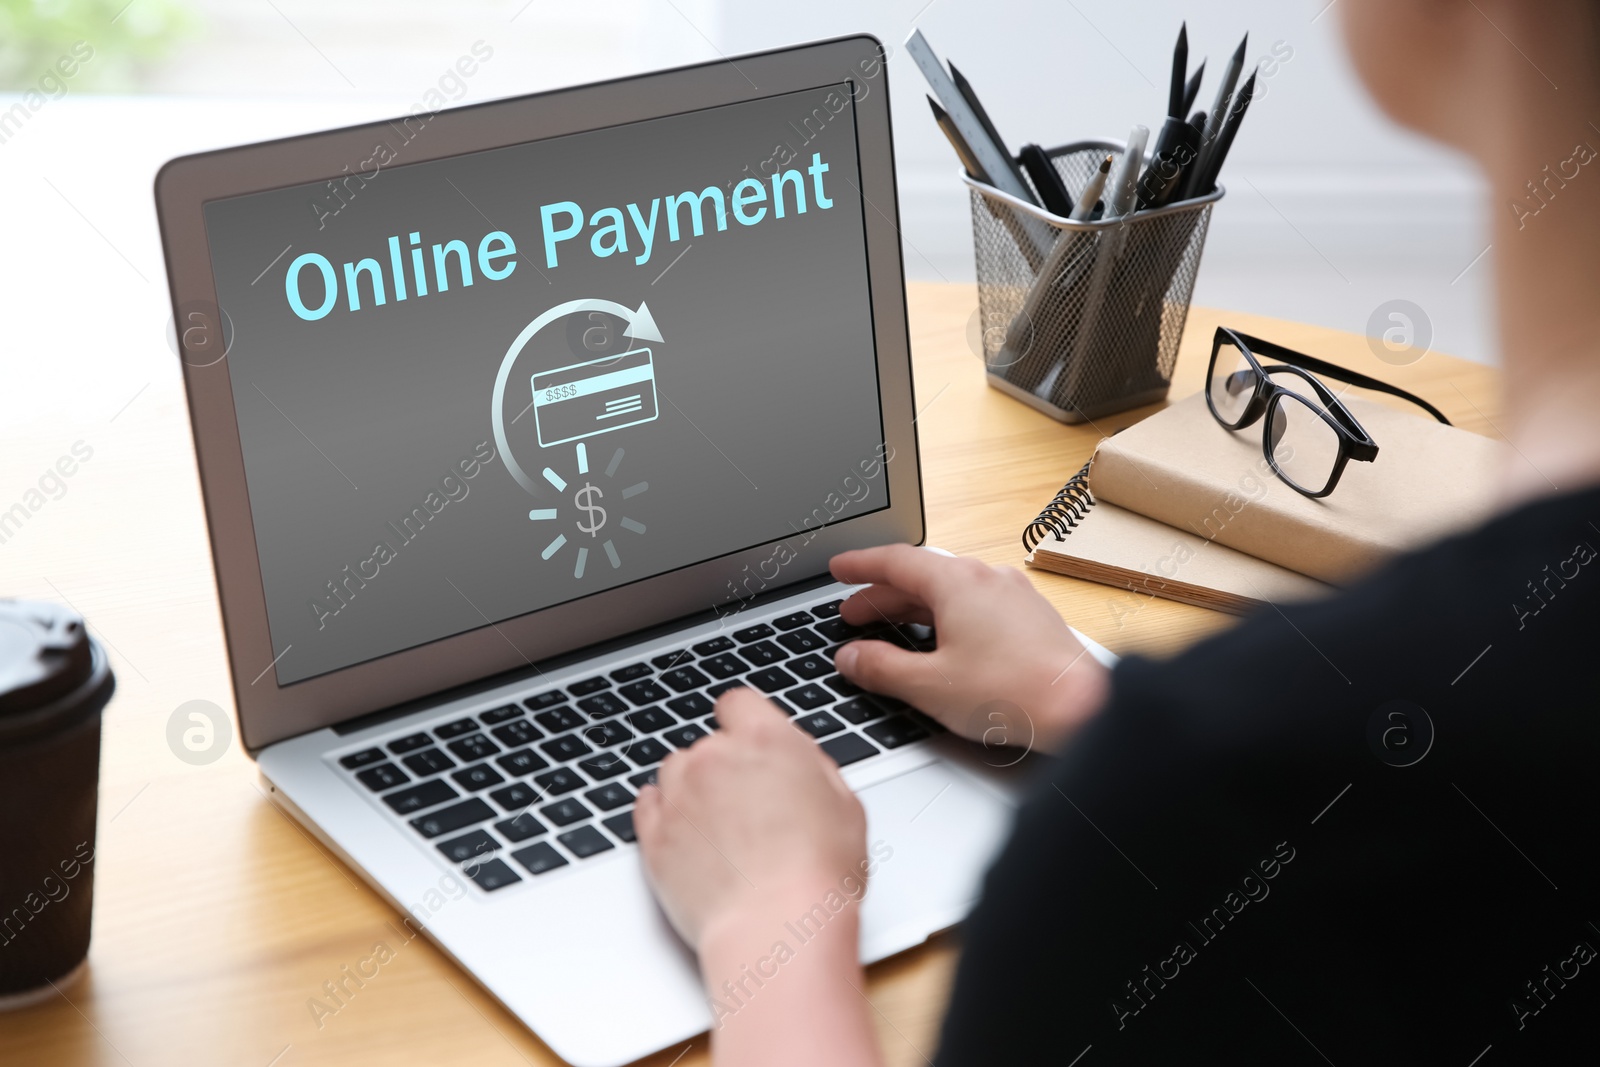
[531, 347, 660, 448]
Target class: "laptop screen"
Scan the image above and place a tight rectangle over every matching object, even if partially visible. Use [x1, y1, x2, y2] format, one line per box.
[202, 83, 888, 686]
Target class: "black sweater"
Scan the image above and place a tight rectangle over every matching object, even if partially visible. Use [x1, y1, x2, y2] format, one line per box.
[937, 486, 1600, 1064]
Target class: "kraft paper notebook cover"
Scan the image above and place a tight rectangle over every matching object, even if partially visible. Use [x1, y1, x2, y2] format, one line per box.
[1024, 391, 1505, 613]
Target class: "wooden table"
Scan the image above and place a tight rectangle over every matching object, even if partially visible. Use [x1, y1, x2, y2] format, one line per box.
[0, 284, 1499, 1066]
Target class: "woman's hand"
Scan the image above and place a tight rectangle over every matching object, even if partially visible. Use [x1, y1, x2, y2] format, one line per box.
[635, 689, 882, 1067]
[830, 545, 1110, 753]
[635, 687, 869, 951]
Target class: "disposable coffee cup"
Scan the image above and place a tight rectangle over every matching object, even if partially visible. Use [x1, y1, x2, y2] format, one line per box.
[0, 599, 114, 1008]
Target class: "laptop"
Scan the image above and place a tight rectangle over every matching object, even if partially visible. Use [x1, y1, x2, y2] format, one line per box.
[155, 35, 1114, 1066]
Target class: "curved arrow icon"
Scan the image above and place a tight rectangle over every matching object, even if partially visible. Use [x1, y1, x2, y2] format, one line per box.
[492, 299, 663, 496]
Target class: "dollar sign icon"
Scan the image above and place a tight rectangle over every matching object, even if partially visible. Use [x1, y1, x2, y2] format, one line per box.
[574, 481, 607, 537]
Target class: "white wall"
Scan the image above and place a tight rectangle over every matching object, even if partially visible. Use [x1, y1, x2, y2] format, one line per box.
[47, 0, 1501, 361]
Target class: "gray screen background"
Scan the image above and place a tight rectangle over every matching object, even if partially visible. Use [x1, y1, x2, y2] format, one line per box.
[203, 85, 886, 685]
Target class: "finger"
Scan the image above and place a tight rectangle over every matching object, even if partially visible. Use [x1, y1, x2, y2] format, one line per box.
[633, 783, 664, 846]
[713, 686, 786, 734]
[833, 638, 942, 707]
[656, 747, 691, 802]
[830, 545, 958, 608]
[840, 585, 933, 628]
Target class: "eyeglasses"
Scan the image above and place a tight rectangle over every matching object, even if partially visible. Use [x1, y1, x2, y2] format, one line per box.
[1205, 327, 1450, 498]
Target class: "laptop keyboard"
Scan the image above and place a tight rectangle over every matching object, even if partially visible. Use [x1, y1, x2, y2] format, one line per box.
[332, 599, 943, 892]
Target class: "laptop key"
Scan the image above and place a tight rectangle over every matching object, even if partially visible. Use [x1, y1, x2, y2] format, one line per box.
[524, 691, 567, 710]
[746, 666, 798, 693]
[812, 599, 843, 618]
[787, 653, 833, 680]
[732, 623, 775, 643]
[739, 640, 788, 667]
[820, 733, 879, 767]
[660, 666, 712, 693]
[825, 675, 863, 698]
[541, 734, 594, 762]
[448, 734, 500, 762]
[388, 732, 433, 754]
[666, 692, 713, 718]
[451, 763, 505, 792]
[610, 662, 653, 683]
[496, 813, 548, 843]
[496, 747, 549, 776]
[512, 842, 568, 875]
[703, 713, 721, 731]
[834, 697, 886, 725]
[465, 858, 522, 892]
[691, 636, 735, 656]
[534, 706, 585, 733]
[787, 684, 834, 711]
[577, 692, 629, 720]
[480, 705, 524, 725]
[622, 736, 671, 767]
[777, 628, 826, 654]
[864, 716, 931, 749]
[340, 748, 385, 770]
[662, 724, 707, 748]
[708, 680, 744, 699]
[628, 768, 659, 789]
[578, 752, 630, 781]
[618, 679, 671, 706]
[568, 676, 611, 696]
[585, 782, 634, 811]
[559, 825, 615, 859]
[581, 721, 634, 748]
[410, 798, 495, 838]
[356, 763, 409, 791]
[627, 706, 676, 733]
[490, 782, 539, 811]
[651, 649, 693, 670]
[436, 718, 479, 740]
[700, 652, 746, 680]
[533, 767, 586, 796]
[796, 711, 845, 739]
[437, 829, 499, 864]
[814, 617, 858, 642]
[602, 811, 636, 844]
[773, 611, 814, 631]
[541, 798, 593, 827]
[384, 779, 458, 815]
[492, 719, 542, 747]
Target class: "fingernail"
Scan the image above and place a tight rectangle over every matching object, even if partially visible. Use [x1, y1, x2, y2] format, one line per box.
[835, 643, 858, 674]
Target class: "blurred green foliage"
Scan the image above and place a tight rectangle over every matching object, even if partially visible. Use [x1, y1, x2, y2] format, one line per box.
[0, 0, 193, 90]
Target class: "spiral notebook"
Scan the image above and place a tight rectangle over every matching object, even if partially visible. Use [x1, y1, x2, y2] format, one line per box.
[1023, 391, 1504, 613]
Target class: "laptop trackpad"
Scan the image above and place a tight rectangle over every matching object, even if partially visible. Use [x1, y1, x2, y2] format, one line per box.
[854, 761, 1015, 962]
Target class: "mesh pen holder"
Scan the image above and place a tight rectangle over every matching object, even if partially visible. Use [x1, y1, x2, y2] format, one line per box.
[966, 140, 1221, 423]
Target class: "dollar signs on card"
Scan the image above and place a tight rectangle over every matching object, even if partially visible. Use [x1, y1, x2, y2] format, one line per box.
[574, 482, 607, 537]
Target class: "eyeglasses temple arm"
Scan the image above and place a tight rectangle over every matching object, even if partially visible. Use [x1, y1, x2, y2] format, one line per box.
[1228, 331, 1452, 425]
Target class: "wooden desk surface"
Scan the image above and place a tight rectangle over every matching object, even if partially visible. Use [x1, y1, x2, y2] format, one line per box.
[0, 283, 1499, 1066]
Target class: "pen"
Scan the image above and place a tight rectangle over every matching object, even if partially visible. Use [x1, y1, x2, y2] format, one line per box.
[1019, 143, 1075, 218]
[1106, 124, 1149, 219]
[1202, 34, 1248, 151]
[949, 62, 1034, 206]
[1167, 22, 1188, 119]
[1181, 59, 1205, 117]
[1188, 110, 1207, 138]
[1195, 69, 1256, 194]
[928, 96, 990, 182]
[1069, 154, 1113, 221]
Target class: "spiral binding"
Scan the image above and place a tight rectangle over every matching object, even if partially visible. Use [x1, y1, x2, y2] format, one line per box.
[1022, 459, 1096, 552]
